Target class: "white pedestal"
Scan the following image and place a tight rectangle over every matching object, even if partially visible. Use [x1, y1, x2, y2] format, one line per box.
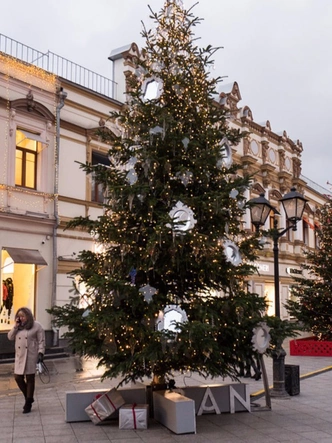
[153, 390, 196, 435]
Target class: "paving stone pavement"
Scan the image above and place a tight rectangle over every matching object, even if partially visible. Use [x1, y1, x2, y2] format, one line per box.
[0, 339, 332, 443]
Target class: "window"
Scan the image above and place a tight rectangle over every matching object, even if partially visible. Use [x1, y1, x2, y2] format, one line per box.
[303, 220, 309, 246]
[314, 223, 320, 249]
[15, 129, 39, 189]
[269, 213, 275, 230]
[91, 150, 110, 203]
[285, 219, 293, 241]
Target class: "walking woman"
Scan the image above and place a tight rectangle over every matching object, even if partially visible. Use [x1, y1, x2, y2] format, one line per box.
[8, 307, 45, 413]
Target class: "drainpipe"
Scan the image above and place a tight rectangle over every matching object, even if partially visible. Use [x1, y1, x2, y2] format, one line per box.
[52, 87, 67, 347]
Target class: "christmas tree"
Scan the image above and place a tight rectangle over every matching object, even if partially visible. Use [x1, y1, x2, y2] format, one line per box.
[49, 0, 267, 385]
[286, 198, 332, 340]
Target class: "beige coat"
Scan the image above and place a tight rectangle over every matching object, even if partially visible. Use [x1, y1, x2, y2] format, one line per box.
[8, 321, 45, 375]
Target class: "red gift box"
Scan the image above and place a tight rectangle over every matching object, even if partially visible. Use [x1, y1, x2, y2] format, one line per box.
[85, 388, 125, 425]
[119, 403, 149, 430]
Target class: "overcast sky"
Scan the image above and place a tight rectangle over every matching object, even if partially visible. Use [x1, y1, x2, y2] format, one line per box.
[1, 0, 331, 190]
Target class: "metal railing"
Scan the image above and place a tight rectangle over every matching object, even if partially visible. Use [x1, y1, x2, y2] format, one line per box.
[0, 33, 117, 99]
[300, 175, 330, 196]
[300, 174, 331, 195]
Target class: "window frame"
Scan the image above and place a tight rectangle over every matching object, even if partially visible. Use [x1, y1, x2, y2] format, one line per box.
[15, 130, 39, 190]
[90, 150, 110, 204]
[302, 219, 309, 246]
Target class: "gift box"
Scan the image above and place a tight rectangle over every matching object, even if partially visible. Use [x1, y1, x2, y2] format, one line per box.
[119, 403, 149, 430]
[85, 388, 125, 425]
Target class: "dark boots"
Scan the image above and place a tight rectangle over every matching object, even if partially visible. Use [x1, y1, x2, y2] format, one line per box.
[15, 374, 35, 413]
[23, 397, 34, 414]
[14, 374, 27, 398]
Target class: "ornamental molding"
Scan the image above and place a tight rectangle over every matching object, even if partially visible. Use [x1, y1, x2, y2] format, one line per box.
[268, 189, 282, 200]
[10, 98, 55, 122]
[250, 182, 265, 195]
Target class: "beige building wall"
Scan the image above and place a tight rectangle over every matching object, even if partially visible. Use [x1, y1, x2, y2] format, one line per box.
[0, 56, 57, 332]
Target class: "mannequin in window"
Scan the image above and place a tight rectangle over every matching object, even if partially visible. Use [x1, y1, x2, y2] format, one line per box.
[4, 277, 14, 317]
[0, 282, 8, 315]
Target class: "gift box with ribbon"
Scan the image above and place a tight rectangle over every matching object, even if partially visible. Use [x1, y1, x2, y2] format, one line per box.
[119, 403, 149, 430]
[85, 388, 125, 425]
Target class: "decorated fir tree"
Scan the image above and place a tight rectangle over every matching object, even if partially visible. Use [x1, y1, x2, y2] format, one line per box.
[286, 198, 332, 340]
[49, 0, 267, 385]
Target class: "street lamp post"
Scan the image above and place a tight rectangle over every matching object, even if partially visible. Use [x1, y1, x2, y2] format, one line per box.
[249, 187, 307, 397]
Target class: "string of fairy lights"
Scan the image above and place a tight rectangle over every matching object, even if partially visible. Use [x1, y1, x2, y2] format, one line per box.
[44, 0, 268, 384]
[1, 69, 10, 208]
[0, 54, 58, 213]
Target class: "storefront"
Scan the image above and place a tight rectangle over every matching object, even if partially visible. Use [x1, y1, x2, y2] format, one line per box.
[250, 260, 301, 320]
[0, 247, 47, 331]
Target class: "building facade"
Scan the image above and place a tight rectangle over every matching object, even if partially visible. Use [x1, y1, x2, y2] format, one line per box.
[0, 37, 328, 352]
[0, 38, 122, 350]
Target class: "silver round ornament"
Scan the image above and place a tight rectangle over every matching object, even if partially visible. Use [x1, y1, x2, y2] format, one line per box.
[167, 201, 197, 234]
[252, 322, 271, 354]
[223, 239, 242, 266]
[141, 77, 164, 102]
[217, 137, 233, 169]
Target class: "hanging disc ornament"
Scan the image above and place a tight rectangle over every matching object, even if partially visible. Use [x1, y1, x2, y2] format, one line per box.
[217, 137, 233, 169]
[142, 77, 164, 102]
[167, 201, 197, 234]
[157, 305, 188, 332]
[252, 322, 271, 354]
[223, 239, 242, 266]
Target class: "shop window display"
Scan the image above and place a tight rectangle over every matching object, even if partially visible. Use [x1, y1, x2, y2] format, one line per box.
[0, 250, 35, 330]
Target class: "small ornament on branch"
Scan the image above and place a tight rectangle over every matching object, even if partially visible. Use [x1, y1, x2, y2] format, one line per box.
[139, 284, 157, 303]
[125, 156, 138, 185]
[176, 170, 193, 187]
[82, 308, 91, 319]
[149, 126, 164, 136]
[129, 268, 137, 285]
[229, 188, 246, 209]
[182, 137, 190, 150]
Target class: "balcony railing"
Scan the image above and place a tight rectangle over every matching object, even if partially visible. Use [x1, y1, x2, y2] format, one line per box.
[0, 33, 117, 99]
[301, 175, 330, 197]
